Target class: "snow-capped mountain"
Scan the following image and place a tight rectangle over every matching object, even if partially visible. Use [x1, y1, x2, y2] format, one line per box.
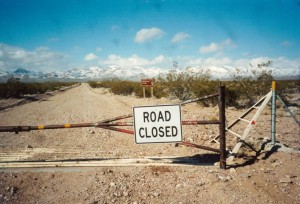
[0, 66, 168, 82]
[0, 65, 299, 82]
[13, 68, 31, 74]
[12, 68, 43, 79]
[56, 66, 169, 80]
[183, 65, 300, 80]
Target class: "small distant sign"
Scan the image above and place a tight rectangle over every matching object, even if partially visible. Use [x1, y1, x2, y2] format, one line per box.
[133, 105, 182, 144]
[141, 78, 154, 87]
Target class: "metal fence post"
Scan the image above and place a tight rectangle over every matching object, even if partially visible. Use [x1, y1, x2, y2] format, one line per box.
[219, 85, 226, 169]
[271, 81, 277, 144]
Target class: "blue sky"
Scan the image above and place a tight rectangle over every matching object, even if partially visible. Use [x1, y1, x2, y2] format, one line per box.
[0, 0, 299, 72]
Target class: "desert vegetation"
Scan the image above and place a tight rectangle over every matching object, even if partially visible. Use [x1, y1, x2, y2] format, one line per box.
[0, 77, 78, 98]
[89, 63, 299, 108]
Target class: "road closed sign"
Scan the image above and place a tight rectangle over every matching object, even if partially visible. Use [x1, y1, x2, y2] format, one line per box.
[133, 105, 182, 144]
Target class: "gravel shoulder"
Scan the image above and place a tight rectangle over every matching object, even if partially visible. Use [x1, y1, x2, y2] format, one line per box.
[0, 83, 299, 204]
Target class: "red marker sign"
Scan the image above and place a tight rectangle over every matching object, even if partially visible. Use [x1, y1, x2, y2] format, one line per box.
[141, 79, 154, 87]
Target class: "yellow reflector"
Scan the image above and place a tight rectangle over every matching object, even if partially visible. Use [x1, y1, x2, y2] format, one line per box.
[272, 81, 276, 91]
[37, 125, 45, 129]
[64, 124, 71, 128]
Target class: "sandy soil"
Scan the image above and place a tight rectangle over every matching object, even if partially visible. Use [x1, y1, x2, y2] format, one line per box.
[0, 83, 299, 204]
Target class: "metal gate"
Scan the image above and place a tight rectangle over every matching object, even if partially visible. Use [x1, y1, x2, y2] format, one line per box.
[0, 86, 226, 169]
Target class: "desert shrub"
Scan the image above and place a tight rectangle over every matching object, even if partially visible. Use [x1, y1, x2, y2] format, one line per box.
[27, 82, 76, 93]
[88, 80, 117, 89]
[224, 82, 240, 107]
[157, 69, 211, 101]
[5, 77, 26, 98]
[94, 79, 138, 96]
[228, 61, 274, 107]
[92, 79, 123, 89]
[133, 84, 150, 98]
[191, 79, 220, 106]
[88, 81, 99, 88]
[153, 80, 169, 98]
[0, 83, 7, 98]
[100, 80, 118, 88]
[276, 80, 300, 106]
[90, 79, 168, 98]
[25, 83, 46, 94]
[165, 70, 195, 100]
[132, 81, 168, 98]
[149, 74, 170, 98]
[87, 61, 298, 108]
[0, 79, 77, 99]
[110, 80, 136, 95]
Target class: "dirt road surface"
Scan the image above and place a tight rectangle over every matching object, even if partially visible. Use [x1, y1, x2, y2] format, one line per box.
[0, 83, 299, 203]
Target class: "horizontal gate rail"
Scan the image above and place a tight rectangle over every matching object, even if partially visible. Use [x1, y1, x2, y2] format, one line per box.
[101, 126, 134, 135]
[0, 120, 222, 133]
[179, 141, 221, 153]
[179, 93, 219, 106]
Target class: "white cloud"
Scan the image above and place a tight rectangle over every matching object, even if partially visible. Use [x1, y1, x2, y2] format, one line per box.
[100, 54, 165, 67]
[171, 32, 190, 43]
[199, 42, 219, 54]
[84, 53, 98, 61]
[0, 43, 69, 72]
[134, 27, 165, 43]
[199, 38, 235, 54]
[10, 49, 27, 59]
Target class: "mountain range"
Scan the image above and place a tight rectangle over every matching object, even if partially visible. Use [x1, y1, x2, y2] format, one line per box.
[0, 65, 299, 82]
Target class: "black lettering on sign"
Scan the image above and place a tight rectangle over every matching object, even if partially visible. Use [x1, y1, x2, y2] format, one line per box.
[172, 126, 178, 136]
[143, 112, 149, 123]
[157, 111, 164, 122]
[150, 111, 156, 122]
[138, 126, 179, 139]
[139, 127, 145, 138]
[143, 110, 172, 123]
[165, 111, 171, 121]
[152, 127, 158, 137]
[159, 126, 164, 137]
[165, 126, 171, 137]
[145, 127, 151, 138]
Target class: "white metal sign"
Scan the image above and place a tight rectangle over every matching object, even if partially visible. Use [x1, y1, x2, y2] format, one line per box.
[133, 105, 182, 144]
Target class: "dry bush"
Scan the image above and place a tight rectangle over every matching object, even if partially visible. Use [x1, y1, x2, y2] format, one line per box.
[88, 61, 299, 108]
[0, 77, 77, 99]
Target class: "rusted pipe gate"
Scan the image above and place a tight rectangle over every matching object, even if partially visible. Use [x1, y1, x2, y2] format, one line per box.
[0, 86, 227, 169]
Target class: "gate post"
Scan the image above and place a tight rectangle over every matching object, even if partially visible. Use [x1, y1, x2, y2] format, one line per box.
[271, 81, 277, 144]
[219, 85, 226, 169]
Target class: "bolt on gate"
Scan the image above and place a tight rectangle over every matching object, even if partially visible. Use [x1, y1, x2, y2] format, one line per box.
[0, 86, 227, 169]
